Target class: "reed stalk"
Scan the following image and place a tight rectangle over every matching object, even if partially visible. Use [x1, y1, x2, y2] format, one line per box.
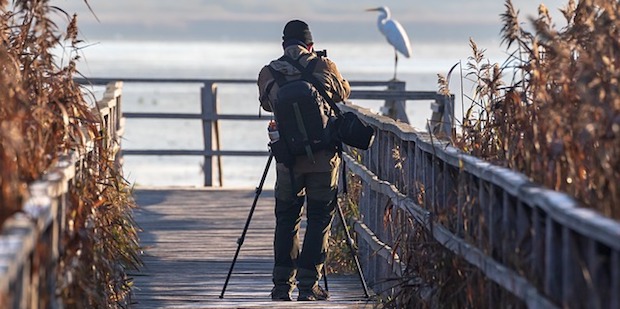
[0, 1, 141, 307]
[387, 0, 619, 307]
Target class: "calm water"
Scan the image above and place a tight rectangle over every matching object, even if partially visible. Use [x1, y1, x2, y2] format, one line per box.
[70, 40, 503, 187]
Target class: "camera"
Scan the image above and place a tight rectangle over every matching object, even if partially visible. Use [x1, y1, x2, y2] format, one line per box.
[316, 49, 327, 57]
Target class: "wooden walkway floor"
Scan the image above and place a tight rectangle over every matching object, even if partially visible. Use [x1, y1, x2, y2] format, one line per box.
[129, 187, 376, 308]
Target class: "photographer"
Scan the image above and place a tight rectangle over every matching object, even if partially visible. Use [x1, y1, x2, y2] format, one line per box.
[257, 19, 350, 301]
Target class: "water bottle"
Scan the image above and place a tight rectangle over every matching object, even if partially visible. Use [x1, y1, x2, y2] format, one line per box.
[268, 120, 279, 142]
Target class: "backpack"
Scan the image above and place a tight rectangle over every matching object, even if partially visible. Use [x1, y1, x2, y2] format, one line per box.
[268, 56, 338, 163]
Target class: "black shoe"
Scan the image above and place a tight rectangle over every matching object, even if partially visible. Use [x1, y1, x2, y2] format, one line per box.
[270, 287, 292, 301]
[297, 285, 329, 301]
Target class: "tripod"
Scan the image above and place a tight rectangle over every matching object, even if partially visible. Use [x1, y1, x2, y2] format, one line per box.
[219, 153, 370, 299]
[219, 154, 273, 299]
[337, 158, 370, 298]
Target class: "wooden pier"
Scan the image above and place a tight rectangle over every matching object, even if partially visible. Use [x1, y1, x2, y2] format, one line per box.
[4, 79, 618, 308]
[130, 187, 375, 308]
[90, 79, 620, 308]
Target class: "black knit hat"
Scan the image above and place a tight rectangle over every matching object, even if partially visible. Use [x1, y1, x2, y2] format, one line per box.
[282, 20, 313, 45]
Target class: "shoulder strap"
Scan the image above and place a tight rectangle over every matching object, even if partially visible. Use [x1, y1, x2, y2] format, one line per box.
[267, 65, 287, 86]
[259, 80, 275, 103]
[281, 56, 342, 117]
[260, 65, 289, 108]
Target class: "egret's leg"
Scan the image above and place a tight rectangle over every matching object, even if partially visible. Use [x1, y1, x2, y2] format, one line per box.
[393, 48, 398, 80]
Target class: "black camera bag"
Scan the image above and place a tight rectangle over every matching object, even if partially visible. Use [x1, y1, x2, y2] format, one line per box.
[336, 112, 375, 150]
[269, 139, 295, 167]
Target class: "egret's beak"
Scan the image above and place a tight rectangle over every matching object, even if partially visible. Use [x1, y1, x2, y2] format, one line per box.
[365, 8, 380, 12]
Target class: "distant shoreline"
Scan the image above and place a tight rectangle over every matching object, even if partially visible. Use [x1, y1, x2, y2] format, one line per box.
[75, 19, 504, 45]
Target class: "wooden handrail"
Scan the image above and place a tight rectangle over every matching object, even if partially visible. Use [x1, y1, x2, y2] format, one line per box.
[340, 103, 620, 308]
[76, 77, 454, 186]
[123, 112, 267, 121]
[68, 77, 620, 307]
[0, 82, 123, 308]
[75, 77, 408, 87]
[122, 149, 269, 156]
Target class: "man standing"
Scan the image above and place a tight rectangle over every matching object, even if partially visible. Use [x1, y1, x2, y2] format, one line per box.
[257, 20, 351, 301]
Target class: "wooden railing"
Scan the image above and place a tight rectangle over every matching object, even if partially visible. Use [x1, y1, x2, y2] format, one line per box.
[341, 103, 620, 308]
[0, 82, 124, 308]
[74, 77, 453, 186]
[69, 78, 620, 307]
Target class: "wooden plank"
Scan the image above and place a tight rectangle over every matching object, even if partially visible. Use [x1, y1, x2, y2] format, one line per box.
[343, 102, 620, 254]
[75, 77, 257, 85]
[342, 152, 558, 308]
[78, 77, 397, 88]
[431, 223, 558, 309]
[353, 220, 403, 278]
[201, 84, 215, 186]
[612, 250, 620, 309]
[349, 90, 437, 101]
[123, 112, 267, 121]
[544, 217, 562, 302]
[129, 188, 375, 308]
[122, 149, 269, 156]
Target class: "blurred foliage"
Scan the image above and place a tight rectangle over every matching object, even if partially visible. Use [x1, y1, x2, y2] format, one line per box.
[0, 0, 141, 307]
[448, 0, 620, 219]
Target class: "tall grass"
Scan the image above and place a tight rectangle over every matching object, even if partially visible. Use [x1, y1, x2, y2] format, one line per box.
[327, 150, 364, 274]
[0, 0, 141, 307]
[379, 0, 620, 307]
[447, 0, 619, 219]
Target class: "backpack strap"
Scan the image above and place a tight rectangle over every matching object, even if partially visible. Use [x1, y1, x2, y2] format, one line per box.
[263, 66, 290, 112]
[267, 65, 299, 198]
[267, 66, 288, 87]
[283, 55, 344, 160]
[281, 56, 343, 117]
[259, 80, 275, 103]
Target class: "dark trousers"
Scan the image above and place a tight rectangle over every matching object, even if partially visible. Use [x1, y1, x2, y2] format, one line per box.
[272, 163, 339, 290]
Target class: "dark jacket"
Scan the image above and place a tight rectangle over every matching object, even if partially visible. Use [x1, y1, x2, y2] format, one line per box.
[257, 44, 351, 172]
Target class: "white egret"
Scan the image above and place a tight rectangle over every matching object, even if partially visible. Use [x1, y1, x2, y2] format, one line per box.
[366, 6, 412, 80]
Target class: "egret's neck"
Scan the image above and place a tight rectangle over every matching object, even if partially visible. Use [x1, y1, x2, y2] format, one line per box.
[377, 10, 390, 25]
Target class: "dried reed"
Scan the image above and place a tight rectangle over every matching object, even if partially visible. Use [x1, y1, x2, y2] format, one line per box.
[455, 0, 620, 219]
[386, 0, 619, 307]
[0, 1, 141, 307]
[327, 150, 364, 274]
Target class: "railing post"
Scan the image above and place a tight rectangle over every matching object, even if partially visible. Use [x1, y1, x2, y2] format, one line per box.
[441, 94, 455, 138]
[114, 82, 123, 133]
[429, 94, 454, 138]
[113, 82, 124, 166]
[382, 80, 409, 123]
[201, 83, 215, 187]
[544, 217, 562, 303]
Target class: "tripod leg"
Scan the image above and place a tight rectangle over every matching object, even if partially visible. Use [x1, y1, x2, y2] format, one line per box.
[322, 263, 329, 291]
[336, 201, 370, 298]
[220, 154, 274, 299]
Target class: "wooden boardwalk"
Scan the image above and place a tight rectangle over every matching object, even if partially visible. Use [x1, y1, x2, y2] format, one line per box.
[129, 187, 376, 308]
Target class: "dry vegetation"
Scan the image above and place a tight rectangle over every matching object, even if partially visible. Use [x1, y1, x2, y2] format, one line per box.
[356, 0, 619, 308]
[446, 0, 620, 219]
[0, 0, 140, 307]
[327, 174, 363, 275]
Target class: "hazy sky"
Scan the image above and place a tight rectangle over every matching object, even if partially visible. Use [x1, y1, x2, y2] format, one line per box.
[50, 0, 570, 43]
